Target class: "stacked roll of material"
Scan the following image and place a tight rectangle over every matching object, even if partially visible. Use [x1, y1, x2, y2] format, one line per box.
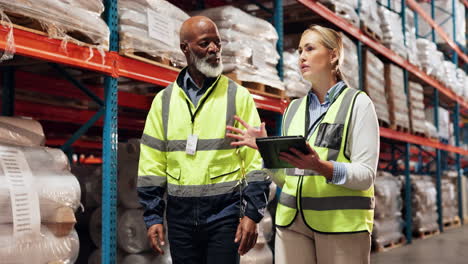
[0, 0, 109, 50]
[360, 0, 382, 40]
[341, 33, 359, 90]
[118, 209, 151, 254]
[364, 50, 389, 125]
[408, 82, 426, 136]
[372, 172, 404, 248]
[0, 117, 45, 147]
[0, 225, 79, 264]
[318, 0, 359, 26]
[196, 6, 284, 90]
[283, 50, 311, 98]
[0, 144, 80, 223]
[118, 140, 142, 209]
[71, 164, 101, 209]
[384, 64, 409, 130]
[410, 175, 438, 234]
[88, 248, 125, 264]
[378, 7, 407, 59]
[118, 0, 189, 68]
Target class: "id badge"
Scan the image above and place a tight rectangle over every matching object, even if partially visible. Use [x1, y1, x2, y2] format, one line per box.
[186, 134, 198, 155]
[294, 168, 305, 176]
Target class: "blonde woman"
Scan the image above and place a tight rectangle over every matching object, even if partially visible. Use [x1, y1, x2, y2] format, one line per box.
[226, 25, 379, 264]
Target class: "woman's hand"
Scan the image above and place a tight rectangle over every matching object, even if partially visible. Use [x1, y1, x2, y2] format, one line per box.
[279, 143, 333, 180]
[226, 115, 267, 149]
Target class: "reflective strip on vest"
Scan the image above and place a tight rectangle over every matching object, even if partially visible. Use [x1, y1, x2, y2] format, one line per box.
[143, 79, 238, 152]
[302, 196, 375, 211]
[167, 180, 243, 197]
[137, 175, 167, 188]
[246, 170, 268, 183]
[283, 97, 304, 134]
[279, 192, 297, 209]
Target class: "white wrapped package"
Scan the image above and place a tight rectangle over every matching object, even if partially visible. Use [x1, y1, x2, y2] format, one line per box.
[58, 0, 104, 14]
[341, 33, 359, 90]
[0, 225, 79, 264]
[416, 39, 443, 77]
[404, 9, 420, 67]
[283, 50, 311, 98]
[374, 174, 402, 219]
[408, 82, 426, 135]
[118, 0, 189, 68]
[378, 7, 407, 58]
[360, 0, 382, 39]
[364, 50, 389, 124]
[409, 175, 438, 233]
[373, 217, 404, 246]
[385, 64, 409, 130]
[197, 6, 284, 90]
[0, 144, 80, 224]
[0, 117, 45, 147]
[318, 0, 359, 26]
[118, 209, 151, 254]
[0, 0, 109, 49]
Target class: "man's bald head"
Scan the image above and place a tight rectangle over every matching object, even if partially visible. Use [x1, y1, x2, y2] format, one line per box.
[180, 16, 219, 44]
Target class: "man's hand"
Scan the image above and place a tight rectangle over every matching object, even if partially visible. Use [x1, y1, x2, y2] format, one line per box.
[147, 224, 166, 254]
[234, 216, 258, 255]
[226, 115, 267, 150]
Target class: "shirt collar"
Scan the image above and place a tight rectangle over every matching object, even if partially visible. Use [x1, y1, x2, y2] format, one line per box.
[183, 69, 217, 91]
[309, 81, 346, 105]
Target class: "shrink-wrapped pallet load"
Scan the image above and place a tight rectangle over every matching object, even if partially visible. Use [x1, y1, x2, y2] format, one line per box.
[318, 0, 360, 26]
[416, 39, 444, 79]
[283, 50, 311, 98]
[360, 0, 382, 40]
[373, 172, 404, 249]
[196, 6, 284, 91]
[378, 7, 407, 58]
[410, 175, 438, 234]
[118, 0, 190, 68]
[404, 9, 420, 67]
[340, 33, 359, 90]
[408, 82, 426, 136]
[364, 50, 390, 125]
[384, 64, 410, 131]
[0, 0, 109, 56]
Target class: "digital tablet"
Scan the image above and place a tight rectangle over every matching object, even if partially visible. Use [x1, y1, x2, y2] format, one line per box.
[256, 136, 309, 169]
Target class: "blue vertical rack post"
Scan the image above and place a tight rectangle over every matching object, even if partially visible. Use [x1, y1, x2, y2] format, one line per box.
[273, 0, 283, 81]
[1, 66, 14, 116]
[103, 0, 119, 263]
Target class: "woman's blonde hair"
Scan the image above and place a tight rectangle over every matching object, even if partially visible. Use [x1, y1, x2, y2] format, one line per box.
[301, 25, 346, 83]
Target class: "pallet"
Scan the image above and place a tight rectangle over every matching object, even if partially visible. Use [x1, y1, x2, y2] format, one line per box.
[2, 11, 104, 48]
[443, 217, 461, 230]
[373, 237, 406, 253]
[391, 124, 410, 133]
[414, 229, 440, 240]
[225, 72, 286, 99]
[361, 24, 382, 43]
[413, 131, 428, 138]
[120, 50, 183, 72]
[378, 119, 391, 128]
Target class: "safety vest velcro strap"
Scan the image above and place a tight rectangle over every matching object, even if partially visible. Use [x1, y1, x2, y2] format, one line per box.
[167, 180, 244, 197]
[278, 192, 297, 209]
[137, 175, 167, 188]
[302, 196, 375, 211]
[246, 170, 269, 183]
[285, 168, 319, 176]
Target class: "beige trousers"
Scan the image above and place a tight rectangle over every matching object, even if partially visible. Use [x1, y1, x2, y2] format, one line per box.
[275, 215, 371, 264]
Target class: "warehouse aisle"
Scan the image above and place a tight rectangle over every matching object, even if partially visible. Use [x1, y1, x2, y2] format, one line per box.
[371, 224, 468, 264]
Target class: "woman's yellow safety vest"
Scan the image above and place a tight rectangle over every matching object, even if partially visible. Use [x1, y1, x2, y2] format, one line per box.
[276, 87, 374, 233]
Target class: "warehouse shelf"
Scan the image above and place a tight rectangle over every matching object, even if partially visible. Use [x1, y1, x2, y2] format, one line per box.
[297, 0, 468, 110]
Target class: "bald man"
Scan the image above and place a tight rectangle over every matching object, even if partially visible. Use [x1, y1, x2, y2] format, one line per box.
[137, 16, 271, 264]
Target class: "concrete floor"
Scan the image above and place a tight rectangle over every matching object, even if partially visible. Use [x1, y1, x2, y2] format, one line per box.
[371, 224, 468, 264]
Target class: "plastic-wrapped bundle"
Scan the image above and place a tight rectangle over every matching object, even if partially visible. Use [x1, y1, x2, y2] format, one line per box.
[197, 6, 284, 90]
[373, 217, 404, 246]
[404, 9, 420, 67]
[0, 144, 80, 224]
[455, 68, 466, 97]
[0, 0, 109, 51]
[118, 209, 151, 254]
[118, 140, 142, 209]
[71, 164, 101, 209]
[425, 107, 450, 140]
[374, 174, 402, 219]
[240, 243, 273, 264]
[0, 225, 79, 263]
[438, 61, 460, 95]
[341, 33, 359, 90]
[384, 64, 409, 130]
[360, 0, 382, 39]
[441, 177, 458, 223]
[364, 50, 389, 124]
[283, 50, 311, 98]
[118, 0, 189, 68]
[378, 7, 407, 58]
[410, 175, 438, 233]
[417, 0, 465, 44]
[408, 82, 426, 135]
[0, 117, 45, 147]
[416, 39, 444, 78]
[318, 0, 359, 26]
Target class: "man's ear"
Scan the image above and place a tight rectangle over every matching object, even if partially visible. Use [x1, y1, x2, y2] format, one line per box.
[180, 42, 189, 55]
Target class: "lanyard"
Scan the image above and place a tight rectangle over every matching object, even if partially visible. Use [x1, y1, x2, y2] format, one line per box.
[184, 78, 219, 124]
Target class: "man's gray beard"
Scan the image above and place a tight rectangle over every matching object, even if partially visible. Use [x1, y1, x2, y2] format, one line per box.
[189, 48, 223, 78]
